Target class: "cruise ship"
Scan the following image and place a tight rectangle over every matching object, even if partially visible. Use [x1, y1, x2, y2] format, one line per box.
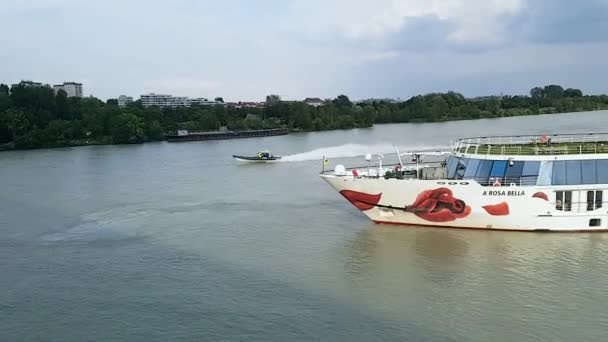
[321, 133, 608, 232]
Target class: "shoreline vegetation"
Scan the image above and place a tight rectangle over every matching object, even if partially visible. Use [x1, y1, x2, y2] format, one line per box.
[1, 83, 607, 151]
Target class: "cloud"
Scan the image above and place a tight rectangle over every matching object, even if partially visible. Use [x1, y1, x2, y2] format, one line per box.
[513, 0, 608, 44]
[283, 0, 525, 47]
[0, 0, 607, 101]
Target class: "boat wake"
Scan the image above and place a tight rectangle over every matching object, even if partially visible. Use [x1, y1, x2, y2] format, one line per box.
[280, 143, 449, 162]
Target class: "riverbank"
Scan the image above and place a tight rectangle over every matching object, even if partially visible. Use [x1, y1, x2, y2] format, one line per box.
[2, 107, 608, 152]
[2, 83, 607, 151]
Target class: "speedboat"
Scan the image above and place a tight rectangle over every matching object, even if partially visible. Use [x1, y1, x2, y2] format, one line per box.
[233, 150, 281, 162]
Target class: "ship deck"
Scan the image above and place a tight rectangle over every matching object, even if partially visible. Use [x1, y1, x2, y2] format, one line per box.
[453, 133, 608, 156]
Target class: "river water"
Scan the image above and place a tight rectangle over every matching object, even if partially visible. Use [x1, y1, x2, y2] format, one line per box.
[2, 111, 608, 341]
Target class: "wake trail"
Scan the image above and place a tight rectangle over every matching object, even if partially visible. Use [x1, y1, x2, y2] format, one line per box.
[280, 143, 450, 162]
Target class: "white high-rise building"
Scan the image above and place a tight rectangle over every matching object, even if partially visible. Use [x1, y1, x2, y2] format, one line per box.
[53, 82, 83, 97]
[118, 95, 134, 108]
[140, 93, 175, 107]
[140, 93, 223, 107]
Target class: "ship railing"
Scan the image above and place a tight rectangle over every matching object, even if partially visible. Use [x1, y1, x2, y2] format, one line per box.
[321, 164, 540, 186]
[321, 162, 442, 177]
[451, 133, 608, 156]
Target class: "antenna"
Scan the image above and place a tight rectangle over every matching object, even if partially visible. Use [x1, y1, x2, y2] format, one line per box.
[394, 145, 403, 167]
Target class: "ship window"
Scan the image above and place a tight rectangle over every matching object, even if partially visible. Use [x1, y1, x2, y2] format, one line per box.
[490, 161, 508, 179]
[597, 160, 608, 184]
[587, 191, 603, 211]
[521, 161, 540, 186]
[566, 160, 582, 185]
[475, 160, 494, 185]
[582, 160, 597, 184]
[447, 156, 458, 179]
[505, 161, 524, 185]
[455, 158, 468, 179]
[556, 190, 572, 211]
[552, 161, 567, 185]
[590, 219, 601, 227]
[537, 161, 553, 186]
[522, 161, 540, 176]
[464, 159, 480, 179]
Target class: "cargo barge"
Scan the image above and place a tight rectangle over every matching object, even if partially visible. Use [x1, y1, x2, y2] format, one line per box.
[166, 128, 288, 142]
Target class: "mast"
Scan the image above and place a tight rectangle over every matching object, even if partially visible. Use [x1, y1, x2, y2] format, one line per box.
[395, 145, 403, 168]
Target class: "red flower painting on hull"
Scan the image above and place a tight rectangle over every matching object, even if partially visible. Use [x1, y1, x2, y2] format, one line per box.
[532, 192, 549, 201]
[405, 188, 471, 222]
[339, 190, 382, 211]
[482, 202, 510, 216]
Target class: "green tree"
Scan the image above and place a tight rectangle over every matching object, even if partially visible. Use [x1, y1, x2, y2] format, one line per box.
[265, 94, 281, 105]
[106, 99, 119, 106]
[332, 95, 352, 107]
[0, 92, 10, 112]
[214, 97, 224, 103]
[55, 90, 71, 120]
[430, 95, 449, 120]
[530, 87, 544, 100]
[564, 88, 583, 97]
[0, 84, 8, 95]
[44, 120, 71, 143]
[243, 114, 263, 129]
[2, 109, 29, 142]
[110, 113, 144, 143]
[543, 85, 565, 99]
[361, 105, 376, 126]
[145, 120, 164, 140]
[199, 112, 219, 130]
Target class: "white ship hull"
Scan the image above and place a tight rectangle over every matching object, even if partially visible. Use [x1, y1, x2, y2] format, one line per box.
[321, 174, 608, 232]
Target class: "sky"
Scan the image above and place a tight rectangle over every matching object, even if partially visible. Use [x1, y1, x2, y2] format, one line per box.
[1, 0, 607, 101]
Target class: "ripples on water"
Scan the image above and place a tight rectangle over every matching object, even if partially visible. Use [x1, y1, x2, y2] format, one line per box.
[2, 112, 608, 341]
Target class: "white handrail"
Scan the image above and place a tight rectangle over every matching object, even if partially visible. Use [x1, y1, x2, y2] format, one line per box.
[454, 133, 608, 156]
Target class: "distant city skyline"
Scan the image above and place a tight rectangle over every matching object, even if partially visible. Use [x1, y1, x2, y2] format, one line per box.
[2, 1, 607, 101]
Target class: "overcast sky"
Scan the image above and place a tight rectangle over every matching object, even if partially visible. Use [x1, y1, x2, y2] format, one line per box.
[1, 0, 607, 101]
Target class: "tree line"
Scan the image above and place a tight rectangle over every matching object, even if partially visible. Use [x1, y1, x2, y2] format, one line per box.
[1, 83, 607, 150]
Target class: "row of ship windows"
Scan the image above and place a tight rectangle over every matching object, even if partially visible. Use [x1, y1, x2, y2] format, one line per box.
[556, 190, 603, 212]
[447, 157, 608, 185]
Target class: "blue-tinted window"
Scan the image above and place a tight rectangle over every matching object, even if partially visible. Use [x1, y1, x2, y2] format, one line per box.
[552, 161, 567, 185]
[537, 161, 553, 186]
[597, 160, 608, 184]
[464, 159, 480, 179]
[455, 158, 469, 179]
[447, 156, 458, 179]
[490, 161, 508, 178]
[582, 160, 597, 184]
[476, 160, 494, 184]
[505, 161, 524, 184]
[566, 160, 582, 185]
[522, 161, 540, 176]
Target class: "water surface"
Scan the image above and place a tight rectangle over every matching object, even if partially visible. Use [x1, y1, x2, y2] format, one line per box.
[2, 111, 608, 341]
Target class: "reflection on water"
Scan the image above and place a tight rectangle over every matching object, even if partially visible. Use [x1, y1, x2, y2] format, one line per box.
[341, 225, 608, 341]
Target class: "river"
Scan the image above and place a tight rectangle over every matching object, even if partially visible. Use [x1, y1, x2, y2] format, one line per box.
[2, 111, 608, 341]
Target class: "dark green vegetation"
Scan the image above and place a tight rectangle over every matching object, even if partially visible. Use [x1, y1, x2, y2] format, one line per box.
[1, 83, 607, 150]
